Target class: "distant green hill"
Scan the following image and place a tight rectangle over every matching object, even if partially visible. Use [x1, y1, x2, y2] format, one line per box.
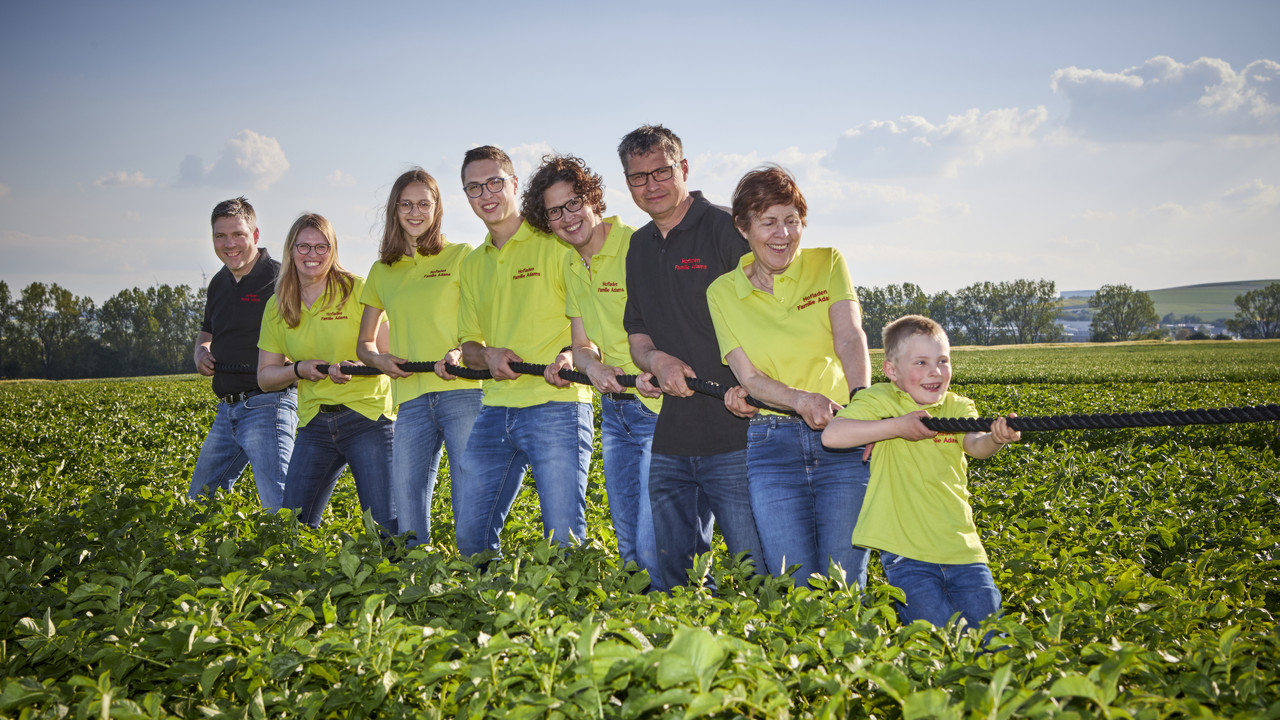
[1060, 280, 1279, 321]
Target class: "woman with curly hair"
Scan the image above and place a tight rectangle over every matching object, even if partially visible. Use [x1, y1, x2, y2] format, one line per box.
[523, 154, 664, 586]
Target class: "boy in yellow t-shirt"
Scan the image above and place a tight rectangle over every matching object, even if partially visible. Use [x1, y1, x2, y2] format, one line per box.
[822, 315, 1020, 630]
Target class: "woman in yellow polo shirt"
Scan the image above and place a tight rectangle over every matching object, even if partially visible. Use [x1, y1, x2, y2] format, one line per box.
[707, 165, 872, 588]
[258, 213, 397, 533]
[356, 168, 482, 548]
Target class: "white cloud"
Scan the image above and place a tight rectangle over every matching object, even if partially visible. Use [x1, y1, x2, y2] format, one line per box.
[178, 129, 290, 191]
[1051, 56, 1280, 140]
[825, 107, 1047, 178]
[327, 169, 356, 187]
[503, 142, 555, 180]
[686, 147, 969, 227]
[1221, 179, 1280, 209]
[93, 170, 155, 189]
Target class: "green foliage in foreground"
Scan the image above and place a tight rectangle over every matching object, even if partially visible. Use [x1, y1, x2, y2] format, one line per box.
[1, 342, 1279, 718]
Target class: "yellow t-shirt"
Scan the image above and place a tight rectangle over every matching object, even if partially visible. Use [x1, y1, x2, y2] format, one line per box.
[259, 276, 396, 428]
[707, 247, 858, 413]
[457, 220, 593, 408]
[836, 382, 986, 565]
[361, 241, 483, 406]
[564, 217, 662, 415]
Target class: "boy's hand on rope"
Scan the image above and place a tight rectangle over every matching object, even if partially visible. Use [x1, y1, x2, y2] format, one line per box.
[990, 415, 1021, 445]
[897, 410, 939, 442]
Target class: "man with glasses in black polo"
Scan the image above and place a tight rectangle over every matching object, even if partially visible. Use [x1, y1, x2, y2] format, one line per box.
[189, 196, 296, 510]
[618, 125, 763, 591]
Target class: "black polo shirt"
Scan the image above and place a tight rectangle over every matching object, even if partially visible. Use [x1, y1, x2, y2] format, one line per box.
[202, 248, 280, 397]
[623, 192, 751, 456]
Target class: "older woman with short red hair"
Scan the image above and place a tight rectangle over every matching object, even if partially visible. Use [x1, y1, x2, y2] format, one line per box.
[707, 165, 872, 588]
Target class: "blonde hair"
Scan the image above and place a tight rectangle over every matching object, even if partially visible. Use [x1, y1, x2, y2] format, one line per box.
[882, 315, 949, 364]
[276, 213, 356, 328]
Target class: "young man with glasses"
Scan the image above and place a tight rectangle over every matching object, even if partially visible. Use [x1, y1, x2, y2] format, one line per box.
[189, 196, 297, 510]
[453, 146, 595, 557]
[617, 125, 763, 591]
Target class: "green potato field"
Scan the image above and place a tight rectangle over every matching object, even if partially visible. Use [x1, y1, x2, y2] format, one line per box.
[2, 341, 1278, 718]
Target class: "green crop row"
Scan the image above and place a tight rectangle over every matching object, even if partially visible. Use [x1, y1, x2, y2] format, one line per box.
[0, 343, 1277, 718]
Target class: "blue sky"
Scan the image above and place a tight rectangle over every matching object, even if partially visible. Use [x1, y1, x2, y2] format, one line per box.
[2, 1, 1277, 302]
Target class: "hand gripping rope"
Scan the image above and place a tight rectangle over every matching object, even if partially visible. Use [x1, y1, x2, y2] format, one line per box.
[213, 360, 1280, 431]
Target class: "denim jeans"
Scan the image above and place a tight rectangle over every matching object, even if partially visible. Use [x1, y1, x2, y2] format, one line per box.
[391, 389, 483, 547]
[600, 394, 662, 587]
[747, 415, 870, 588]
[455, 401, 593, 556]
[189, 388, 297, 510]
[283, 407, 397, 535]
[880, 551, 1002, 629]
[648, 449, 763, 592]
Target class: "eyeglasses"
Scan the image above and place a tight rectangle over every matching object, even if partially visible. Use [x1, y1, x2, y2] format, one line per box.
[397, 200, 434, 214]
[625, 162, 681, 187]
[463, 176, 510, 198]
[294, 243, 330, 256]
[545, 196, 585, 222]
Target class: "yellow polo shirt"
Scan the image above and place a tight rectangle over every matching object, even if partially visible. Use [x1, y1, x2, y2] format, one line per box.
[458, 220, 593, 408]
[836, 383, 986, 565]
[707, 247, 858, 414]
[361, 241, 483, 406]
[259, 276, 395, 428]
[564, 217, 662, 415]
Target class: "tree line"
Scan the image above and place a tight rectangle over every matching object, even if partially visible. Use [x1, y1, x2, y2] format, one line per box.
[0, 281, 204, 380]
[1, 278, 1275, 380]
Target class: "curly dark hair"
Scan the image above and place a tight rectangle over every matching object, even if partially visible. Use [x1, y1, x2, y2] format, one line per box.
[521, 154, 606, 234]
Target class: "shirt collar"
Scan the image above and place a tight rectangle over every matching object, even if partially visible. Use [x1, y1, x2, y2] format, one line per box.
[729, 248, 806, 300]
[483, 219, 540, 252]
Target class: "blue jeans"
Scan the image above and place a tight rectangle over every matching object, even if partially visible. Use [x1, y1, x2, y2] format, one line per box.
[189, 388, 297, 510]
[391, 389, 483, 547]
[648, 449, 763, 592]
[600, 395, 662, 587]
[283, 407, 397, 534]
[747, 415, 870, 587]
[880, 551, 1002, 629]
[455, 401, 593, 556]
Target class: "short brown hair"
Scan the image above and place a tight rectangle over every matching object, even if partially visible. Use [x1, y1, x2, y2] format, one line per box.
[521, 155, 606, 234]
[210, 196, 256, 232]
[731, 165, 807, 232]
[461, 145, 515, 184]
[882, 315, 949, 364]
[617, 124, 683, 168]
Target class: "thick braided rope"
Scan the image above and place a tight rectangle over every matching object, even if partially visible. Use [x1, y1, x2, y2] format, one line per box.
[216, 360, 1279, 430]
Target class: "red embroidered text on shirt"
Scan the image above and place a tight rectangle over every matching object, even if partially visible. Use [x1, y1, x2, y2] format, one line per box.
[513, 266, 541, 280]
[796, 291, 830, 311]
[674, 257, 707, 270]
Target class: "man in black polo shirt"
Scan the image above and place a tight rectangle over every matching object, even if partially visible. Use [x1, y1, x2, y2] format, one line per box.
[188, 196, 296, 510]
[619, 125, 763, 591]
